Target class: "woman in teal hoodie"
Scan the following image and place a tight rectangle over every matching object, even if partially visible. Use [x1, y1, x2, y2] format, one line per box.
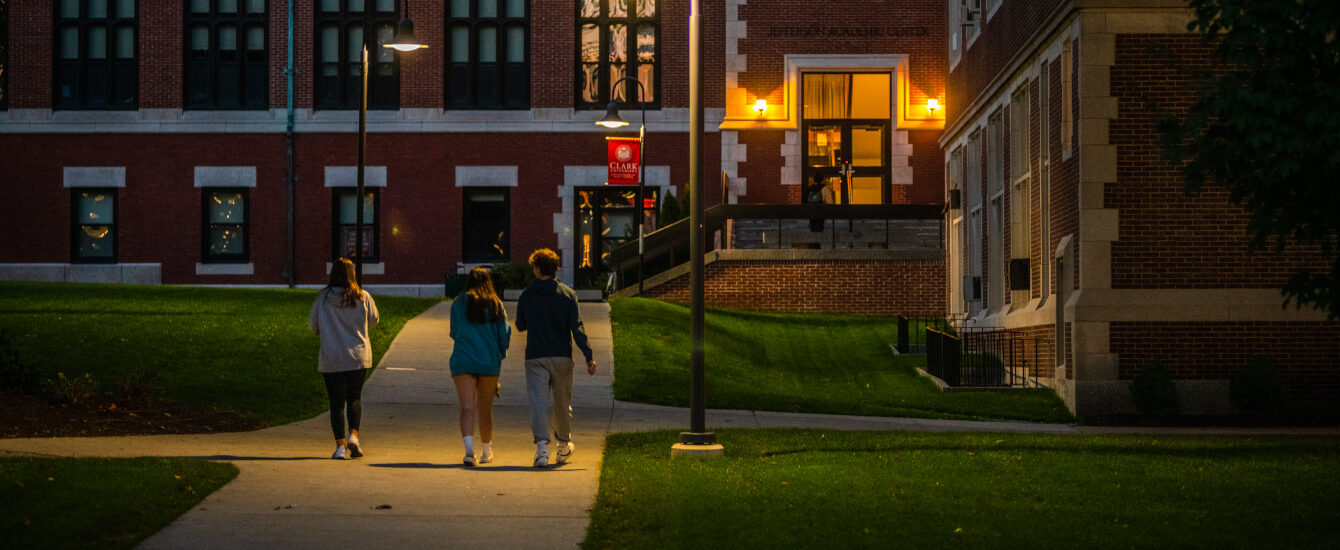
[449, 267, 512, 466]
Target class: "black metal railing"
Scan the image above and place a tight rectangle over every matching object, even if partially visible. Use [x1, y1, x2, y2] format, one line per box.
[607, 203, 944, 292]
[925, 327, 1045, 388]
[895, 313, 975, 354]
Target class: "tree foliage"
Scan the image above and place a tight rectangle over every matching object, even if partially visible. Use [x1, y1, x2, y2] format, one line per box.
[1159, 0, 1340, 319]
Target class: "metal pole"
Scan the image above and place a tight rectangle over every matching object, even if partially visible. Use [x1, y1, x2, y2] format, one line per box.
[285, 0, 296, 288]
[681, 0, 714, 445]
[637, 81, 646, 296]
[355, 43, 368, 283]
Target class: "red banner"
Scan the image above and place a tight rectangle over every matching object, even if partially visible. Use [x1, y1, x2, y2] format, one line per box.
[606, 137, 641, 185]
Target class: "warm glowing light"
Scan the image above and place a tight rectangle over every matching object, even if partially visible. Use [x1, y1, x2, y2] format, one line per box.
[926, 98, 940, 113]
[754, 99, 767, 114]
[386, 43, 426, 52]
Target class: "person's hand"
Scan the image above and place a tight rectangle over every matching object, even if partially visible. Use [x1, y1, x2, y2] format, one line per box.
[586, 360, 597, 375]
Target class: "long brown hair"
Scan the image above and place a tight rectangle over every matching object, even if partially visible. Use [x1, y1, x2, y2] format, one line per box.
[327, 257, 363, 307]
[464, 267, 504, 323]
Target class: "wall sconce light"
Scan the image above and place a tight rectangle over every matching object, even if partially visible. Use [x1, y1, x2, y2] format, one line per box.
[754, 99, 768, 115]
[926, 98, 941, 114]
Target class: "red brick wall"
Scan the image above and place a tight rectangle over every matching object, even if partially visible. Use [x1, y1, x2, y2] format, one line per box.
[945, 0, 1063, 123]
[1110, 321, 1340, 402]
[643, 259, 946, 316]
[11, 0, 52, 108]
[1108, 35, 1329, 289]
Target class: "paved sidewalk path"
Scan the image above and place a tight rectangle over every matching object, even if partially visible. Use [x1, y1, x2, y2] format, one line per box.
[2, 301, 1336, 550]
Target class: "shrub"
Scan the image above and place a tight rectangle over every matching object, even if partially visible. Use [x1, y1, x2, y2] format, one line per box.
[659, 191, 682, 226]
[50, 372, 98, 407]
[1130, 360, 1179, 419]
[114, 366, 159, 404]
[489, 261, 534, 290]
[0, 330, 44, 394]
[1231, 355, 1288, 414]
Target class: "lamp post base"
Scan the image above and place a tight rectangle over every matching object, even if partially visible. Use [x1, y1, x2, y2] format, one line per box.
[671, 443, 724, 458]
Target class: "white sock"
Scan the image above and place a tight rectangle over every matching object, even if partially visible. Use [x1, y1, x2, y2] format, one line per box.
[464, 435, 474, 456]
[537, 440, 548, 453]
[481, 442, 492, 456]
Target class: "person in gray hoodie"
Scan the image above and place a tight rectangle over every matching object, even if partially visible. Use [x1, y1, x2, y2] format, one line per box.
[514, 248, 596, 468]
[308, 258, 380, 460]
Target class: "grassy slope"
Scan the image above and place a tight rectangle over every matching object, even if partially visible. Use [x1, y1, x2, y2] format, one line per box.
[0, 457, 238, 550]
[610, 298, 1072, 422]
[0, 282, 438, 425]
[585, 429, 1340, 550]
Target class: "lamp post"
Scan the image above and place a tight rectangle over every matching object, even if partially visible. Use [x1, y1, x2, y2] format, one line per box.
[595, 77, 648, 295]
[354, 0, 426, 282]
[672, 0, 720, 456]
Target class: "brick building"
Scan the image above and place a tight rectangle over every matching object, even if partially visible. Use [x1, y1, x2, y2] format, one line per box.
[1, 0, 948, 295]
[941, 0, 1340, 416]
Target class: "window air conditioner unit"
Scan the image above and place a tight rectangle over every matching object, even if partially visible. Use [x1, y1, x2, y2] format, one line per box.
[1009, 258, 1031, 291]
[963, 275, 982, 302]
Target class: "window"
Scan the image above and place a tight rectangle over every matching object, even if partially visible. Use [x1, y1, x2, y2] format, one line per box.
[202, 188, 248, 262]
[1009, 85, 1031, 280]
[801, 73, 891, 205]
[987, 111, 1004, 310]
[1040, 62, 1051, 297]
[54, 0, 137, 109]
[72, 189, 116, 263]
[462, 188, 510, 262]
[1061, 38, 1073, 156]
[333, 188, 379, 262]
[185, 0, 268, 109]
[576, 0, 657, 109]
[1, 0, 9, 110]
[316, 0, 399, 110]
[447, 0, 528, 109]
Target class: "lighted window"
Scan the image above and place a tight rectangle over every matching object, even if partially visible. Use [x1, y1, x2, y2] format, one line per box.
[576, 0, 658, 110]
[54, 0, 137, 109]
[186, 0, 268, 109]
[447, 0, 529, 109]
[203, 188, 249, 262]
[72, 189, 117, 263]
[316, 0, 399, 110]
[333, 188, 379, 262]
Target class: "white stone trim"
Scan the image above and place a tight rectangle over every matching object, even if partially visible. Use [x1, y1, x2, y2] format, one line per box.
[455, 166, 519, 187]
[780, 131, 801, 186]
[720, 130, 746, 203]
[326, 262, 384, 275]
[63, 167, 125, 188]
[195, 263, 255, 276]
[0, 263, 160, 284]
[324, 166, 387, 187]
[194, 166, 257, 188]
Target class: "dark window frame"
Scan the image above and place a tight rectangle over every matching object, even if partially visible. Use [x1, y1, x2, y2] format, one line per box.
[71, 188, 118, 264]
[461, 187, 511, 263]
[574, 0, 659, 110]
[201, 187, 250, 263]
[315, 0, 401, 110]
[184, 0, 269, 110]
[53, 0, 138, 110]
[445, 0, 530, 110]
[332, 187, 381, 263]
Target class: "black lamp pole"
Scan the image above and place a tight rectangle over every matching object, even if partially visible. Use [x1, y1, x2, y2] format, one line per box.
[681, 0, 715, 447]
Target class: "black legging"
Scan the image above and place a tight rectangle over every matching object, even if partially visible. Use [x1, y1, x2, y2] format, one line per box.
[322, 369, 367, 440]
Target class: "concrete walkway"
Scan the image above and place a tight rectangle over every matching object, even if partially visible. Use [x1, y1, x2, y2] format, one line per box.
[2, 301, 1337, 549]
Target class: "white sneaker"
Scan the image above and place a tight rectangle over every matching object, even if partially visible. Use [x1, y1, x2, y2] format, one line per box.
[555, 441, 575, 464]
[332, 445, 348, 460]
[479, 443, 494, 464]
[533, 445, 549, 468]
[347, 435, 363, 458]
[463, 454, 477, 467]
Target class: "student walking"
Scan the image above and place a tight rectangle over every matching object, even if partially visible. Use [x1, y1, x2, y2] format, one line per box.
[514, 249, 597, 468]
[308, 257, 380, 460]
[448, 267, 512, 466]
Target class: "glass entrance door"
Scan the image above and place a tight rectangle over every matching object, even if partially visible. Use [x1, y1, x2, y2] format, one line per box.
[574, 186, 659, 287]
[801, 73, 890, 205]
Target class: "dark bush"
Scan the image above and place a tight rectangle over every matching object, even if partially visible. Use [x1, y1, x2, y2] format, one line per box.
[489, 261, 534, 290]
[0, 330, 44, 394]
[1231, 355, 1288, 414]
[659, 191, 681, 226]
[1130, 360, 1179, 419]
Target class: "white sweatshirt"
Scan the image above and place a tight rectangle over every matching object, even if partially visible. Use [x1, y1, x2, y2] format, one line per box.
[308, 288, 381, 373]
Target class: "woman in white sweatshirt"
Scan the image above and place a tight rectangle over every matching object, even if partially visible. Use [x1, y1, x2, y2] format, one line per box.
[308, 257, 380, 459]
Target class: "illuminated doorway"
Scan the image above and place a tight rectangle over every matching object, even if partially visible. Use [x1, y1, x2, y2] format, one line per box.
[801, 73, 890, 205]
[573, 186, 659, 287]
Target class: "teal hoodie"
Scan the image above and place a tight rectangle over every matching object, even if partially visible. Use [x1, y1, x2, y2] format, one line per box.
[448, 294, 512, 376]
[514, 278, 593, 362]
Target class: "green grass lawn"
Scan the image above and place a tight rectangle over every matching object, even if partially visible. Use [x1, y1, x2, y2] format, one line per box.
[0, 456, 238, 550]
[610, 298, 1072, 422]
[585, 429, 1340, 550]
[0, 282, 439, 425]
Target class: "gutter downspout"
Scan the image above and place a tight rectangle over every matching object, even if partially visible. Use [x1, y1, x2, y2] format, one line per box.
[284, 0, 297, 288]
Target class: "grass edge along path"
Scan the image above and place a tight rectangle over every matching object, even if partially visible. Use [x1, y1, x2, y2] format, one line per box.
[584, 429, 1340, 550]
[0, 282, 440, 426]
[609, 297, 1072, 423]
[0, 456, 239, 550]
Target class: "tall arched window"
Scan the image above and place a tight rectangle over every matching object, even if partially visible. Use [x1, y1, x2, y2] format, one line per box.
[576, 0, 657, 110]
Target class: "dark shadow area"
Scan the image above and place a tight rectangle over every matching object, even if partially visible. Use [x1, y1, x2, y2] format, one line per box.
[370, 462, 588, 472]
[193, 455, 328, 461]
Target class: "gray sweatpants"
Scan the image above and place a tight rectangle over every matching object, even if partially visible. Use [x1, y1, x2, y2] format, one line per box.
[525, 357, 575, 444]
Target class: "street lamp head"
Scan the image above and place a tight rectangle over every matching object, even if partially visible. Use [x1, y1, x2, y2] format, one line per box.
[596, 102, 630, 129]
[386, 18, 428, 51]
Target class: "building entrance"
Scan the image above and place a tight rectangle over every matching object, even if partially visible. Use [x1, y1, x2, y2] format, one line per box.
[801, 72, 891, 205]
[574, 186, 659, 287]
